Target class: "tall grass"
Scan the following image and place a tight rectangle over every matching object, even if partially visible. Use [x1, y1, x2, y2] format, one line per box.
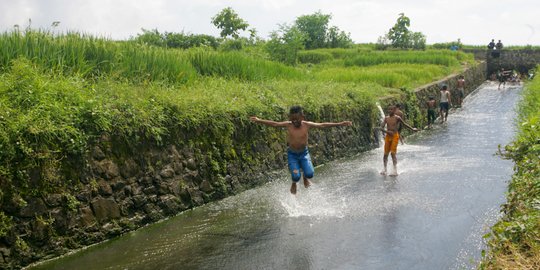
[0, 30, 198, 84]
[343, 50, 472, 67]
[0, 30, 303, 84]
[312, 64, 453, 88]
[187, 49, 303, 81]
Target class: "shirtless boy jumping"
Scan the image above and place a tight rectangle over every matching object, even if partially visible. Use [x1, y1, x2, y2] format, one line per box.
[380, 105, 418, 176]
[250, 106, 352, 194]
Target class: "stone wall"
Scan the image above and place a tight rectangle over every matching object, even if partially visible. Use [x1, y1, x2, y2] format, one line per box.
[485, 49, 540, 75]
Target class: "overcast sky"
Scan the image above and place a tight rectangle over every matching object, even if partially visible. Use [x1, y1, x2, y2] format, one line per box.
[1, 0, 539, 45]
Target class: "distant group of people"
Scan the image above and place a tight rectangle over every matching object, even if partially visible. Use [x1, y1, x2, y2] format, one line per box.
[487, 39, 503, 50]
[426, 75, 465, 128]
[493, 68, 523, 89]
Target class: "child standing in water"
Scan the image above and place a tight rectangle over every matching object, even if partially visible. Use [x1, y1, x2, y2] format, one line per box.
[250, 106, 352, 194]
[456, 75, 465, 107]
[380, 105, 418, 176]
[426, 96, 437, 129]
[439, 85, 451, 122]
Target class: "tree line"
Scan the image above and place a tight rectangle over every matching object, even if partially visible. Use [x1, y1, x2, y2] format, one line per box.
[133, 8, 426, 65]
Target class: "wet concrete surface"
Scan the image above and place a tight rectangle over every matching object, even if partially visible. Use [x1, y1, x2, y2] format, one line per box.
[29, 82, 522, 270]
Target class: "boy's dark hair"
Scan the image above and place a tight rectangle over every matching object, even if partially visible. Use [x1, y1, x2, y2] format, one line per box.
[429, 96, 434, 100]
[289, 105, 303, 115]
[442, 85, 448, 90]
[395, 103, 402, 108]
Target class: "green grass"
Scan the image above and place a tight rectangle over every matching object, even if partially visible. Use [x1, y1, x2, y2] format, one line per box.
[343, 50, 473, 67]
[312, 63, 453, 88]
[187, 49, 303, 81]
[480, 72, 540, 269]
[0, 30, 302, 85]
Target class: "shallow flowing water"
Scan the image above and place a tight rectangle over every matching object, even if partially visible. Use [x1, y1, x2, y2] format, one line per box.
[30, 82, 522, 270]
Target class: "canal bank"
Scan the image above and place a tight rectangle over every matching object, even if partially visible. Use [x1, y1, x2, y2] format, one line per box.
[2, 63, 487, 268]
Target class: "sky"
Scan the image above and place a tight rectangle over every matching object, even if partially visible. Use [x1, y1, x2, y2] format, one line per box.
[1, 0, 539, 45]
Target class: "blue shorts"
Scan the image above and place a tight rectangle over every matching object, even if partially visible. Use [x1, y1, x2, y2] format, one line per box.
[287, 147, 314, 182]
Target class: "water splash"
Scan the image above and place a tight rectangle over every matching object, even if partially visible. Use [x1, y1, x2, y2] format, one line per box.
[376, 102, 386, 144]
[278, 185, 346, 218]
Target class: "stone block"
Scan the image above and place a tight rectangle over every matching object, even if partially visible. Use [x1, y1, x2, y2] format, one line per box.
[90, 198, 121, 223]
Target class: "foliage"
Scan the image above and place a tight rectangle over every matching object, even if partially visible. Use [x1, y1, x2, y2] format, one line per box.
[292, 11, 352, 49]
[0, 29, 305, 85]
[211, 7, 249, 39]
[387, 13, 411, 49]
[186, 49, 303, 80]
[381, 13, 426, 50]
[313, 63, 451, 88]
[164, 32, 219, 49]
[265, 24, 306, 65]
[480, 72, 540, 269]
[326, 26, 354, 49]
[409, 32, 426, 50]
[294, 11, 331, 49]
[297, 50, 333, 64]
[0, 211, 13, 237]
[0, 29, 198, 85]
[133, 28, 165, 47]
[343, 50, 470, 67]
[219, 38, 244, 51]
[134, 29, 219, 49]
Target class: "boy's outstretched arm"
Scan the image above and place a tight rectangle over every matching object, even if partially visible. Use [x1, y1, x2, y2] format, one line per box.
[398, 117, 419, 132]
[250, 116, 289, 127]
[305, 121, 352, 128]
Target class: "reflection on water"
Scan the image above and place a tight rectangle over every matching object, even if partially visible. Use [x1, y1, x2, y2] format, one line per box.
[29, 82, 521, 270]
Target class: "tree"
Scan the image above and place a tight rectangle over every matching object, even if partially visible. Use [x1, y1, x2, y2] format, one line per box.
[327, 26, 353, 48]
[266, 24, 306, 65]
[409, 31, 426, 50]
[294, 11, 331, 49]
[135, 28, 165, 47]
[211, 7, 249, 39]
[380, 13, 426, 50]
[387, 13, 410, 49]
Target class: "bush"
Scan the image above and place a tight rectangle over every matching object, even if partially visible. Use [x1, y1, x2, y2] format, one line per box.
[298, 50, 333, 64]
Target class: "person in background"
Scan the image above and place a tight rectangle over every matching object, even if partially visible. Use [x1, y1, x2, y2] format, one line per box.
[426, 96, 437, 129]
[487, 39, 495, 50]
[250, 106, 352, 194]
[439, 85, 451, 122]
[496, 40, 504, 50]
[497, 68, 509, 89]
[456, 75, 465, 107]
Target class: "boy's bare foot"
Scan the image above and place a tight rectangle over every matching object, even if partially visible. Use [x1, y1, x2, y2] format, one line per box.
[290, 183, 297, 195]
[380, 171, 387, 176]
[303, 178, 312, 188]
[389, 172, 398, 177]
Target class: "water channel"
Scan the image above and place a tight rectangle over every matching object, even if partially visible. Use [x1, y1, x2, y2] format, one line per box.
[30, 82, 522, 270]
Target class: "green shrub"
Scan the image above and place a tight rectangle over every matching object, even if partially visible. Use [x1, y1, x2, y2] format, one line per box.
[298, 50, 333, 64]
